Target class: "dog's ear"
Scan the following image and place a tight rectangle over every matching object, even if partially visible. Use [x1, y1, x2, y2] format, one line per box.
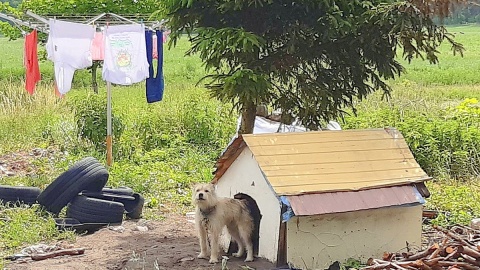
[207, 183, 216, 193]
[192, 183, 200, 191]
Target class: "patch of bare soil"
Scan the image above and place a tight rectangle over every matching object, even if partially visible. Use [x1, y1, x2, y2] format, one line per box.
[0, 148, 65, 178]
[5, 215, 277, 270]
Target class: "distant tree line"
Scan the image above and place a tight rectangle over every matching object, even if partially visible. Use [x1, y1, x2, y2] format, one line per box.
[437, 5, 480, 24]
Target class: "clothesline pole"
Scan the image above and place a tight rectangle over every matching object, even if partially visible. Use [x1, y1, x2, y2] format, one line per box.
[106, 81, 113, 167]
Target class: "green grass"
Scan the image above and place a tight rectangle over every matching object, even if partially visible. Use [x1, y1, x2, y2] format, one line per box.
[0, 37, 236, 206]
[0, 204, 76, 268]
[1, 25, 480, 268]
[394, 25, 480, 85]
[0, 35, 232, 267]
[426, 180, 480, 226]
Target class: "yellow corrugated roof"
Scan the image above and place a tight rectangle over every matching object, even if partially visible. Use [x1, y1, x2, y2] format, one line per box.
[242, 128, 430, 195]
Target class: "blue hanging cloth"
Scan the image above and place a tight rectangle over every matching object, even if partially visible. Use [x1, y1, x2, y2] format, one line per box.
[145, 30, 164, 103]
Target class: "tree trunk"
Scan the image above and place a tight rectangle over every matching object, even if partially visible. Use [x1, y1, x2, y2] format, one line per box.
[91, 61, 99, 94]
[239, 101, 256, 134]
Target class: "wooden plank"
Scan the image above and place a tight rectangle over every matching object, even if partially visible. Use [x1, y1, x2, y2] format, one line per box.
[261, 158, 422, 177]
[243, 129, 401, 146]
[274, 177, 430, 195]
[248, 138, 410, 156]
[276, 204, 288, 267]
[268, 167, 428, 188]
[254, 148, 416, 166]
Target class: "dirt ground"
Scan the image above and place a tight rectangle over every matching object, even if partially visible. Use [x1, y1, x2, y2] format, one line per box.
[0, 149, 277, 270]
[5, 214, 277, 270]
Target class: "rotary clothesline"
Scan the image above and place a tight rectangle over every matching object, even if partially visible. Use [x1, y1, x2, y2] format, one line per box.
[0, 11, 165, 33]
[1, 11, 167, 166]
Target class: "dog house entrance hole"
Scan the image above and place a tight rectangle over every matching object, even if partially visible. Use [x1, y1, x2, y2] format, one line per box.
[228, 193, 261, 256]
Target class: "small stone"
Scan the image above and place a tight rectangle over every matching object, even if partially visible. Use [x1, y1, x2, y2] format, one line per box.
[109, 226, 125, 233]
[134, 226, 148, 232]
[180, 257, 195, 262]
[471, 218, 480, 230]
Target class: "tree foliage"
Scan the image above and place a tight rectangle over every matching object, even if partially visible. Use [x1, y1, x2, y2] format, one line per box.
[0, 0, 22, 8]
[0, 0, 160, 39]
[20, 0, 160, 15]
[0, 1, 22, 39]
[163, 0, 466, 133]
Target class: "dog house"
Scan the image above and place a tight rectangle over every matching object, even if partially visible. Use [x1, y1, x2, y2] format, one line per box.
[212, 128, 431, 269]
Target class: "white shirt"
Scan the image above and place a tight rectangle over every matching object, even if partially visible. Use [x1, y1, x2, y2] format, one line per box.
[102, 24, 149, 85]
[46, 19, 95, 94]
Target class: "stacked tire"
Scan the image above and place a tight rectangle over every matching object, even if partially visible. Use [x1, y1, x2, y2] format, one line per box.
[37, 157, 109, 215]
[66, 195, 125, 224]
[0, 186, 42, 206]
[0, 157, 144, 230]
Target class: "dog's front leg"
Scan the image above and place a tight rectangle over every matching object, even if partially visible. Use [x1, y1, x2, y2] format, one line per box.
[209, 229, 221, 263]
[197, 222, 209, 259]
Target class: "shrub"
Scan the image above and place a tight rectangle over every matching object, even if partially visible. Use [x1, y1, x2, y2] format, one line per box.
[344, 98, 480, 179]
[70, 94, 125, 150]
[180, 96, 236, 149]
[426, 181, 480, 226]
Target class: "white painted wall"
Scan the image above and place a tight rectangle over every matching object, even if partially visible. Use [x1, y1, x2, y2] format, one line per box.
[287, 205, 423, 269]
[215, 147, 281, 263]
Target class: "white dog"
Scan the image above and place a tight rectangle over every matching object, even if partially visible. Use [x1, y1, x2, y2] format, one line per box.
[193, 183, 254, 263]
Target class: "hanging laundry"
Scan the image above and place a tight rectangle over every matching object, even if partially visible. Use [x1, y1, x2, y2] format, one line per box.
[152, 34, 158, 60]
[24, 29, 41, 95]
[91, 31, 105, 61]
[145, 30, 164, 103]
[163, 30, 171, 43]
[102, 24, 149, 85]
[152, 30, 170, 60]
[46, 19, 95, 94]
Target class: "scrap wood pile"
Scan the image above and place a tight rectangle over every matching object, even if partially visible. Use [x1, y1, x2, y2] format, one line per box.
[362, 225, 480, 270]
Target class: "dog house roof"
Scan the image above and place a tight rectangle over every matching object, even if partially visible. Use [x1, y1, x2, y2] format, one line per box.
[213, 128, 431, 196]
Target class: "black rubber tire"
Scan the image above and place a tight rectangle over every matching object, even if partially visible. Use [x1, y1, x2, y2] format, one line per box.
[80, 191, 135, 201]
[37, 157, 109, 215]
[37, 157, 98, 208]
[124, 193, 144, 219]
[101, 186, 134, 196]
[80, 191, 143, 219]
[54, 218, 108, 233]
[0, 185, 41, 205]
[66, 195, 124, 224]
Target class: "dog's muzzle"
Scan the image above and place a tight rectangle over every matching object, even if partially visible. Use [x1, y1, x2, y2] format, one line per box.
[197, 193, 205, 200]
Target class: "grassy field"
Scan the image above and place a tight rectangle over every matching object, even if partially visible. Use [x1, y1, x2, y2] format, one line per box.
[393, 24, 480, 85]
[1, 25, 480, 266]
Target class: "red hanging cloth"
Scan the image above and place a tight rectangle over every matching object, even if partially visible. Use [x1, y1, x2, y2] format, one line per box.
[24, 29, 41, 95]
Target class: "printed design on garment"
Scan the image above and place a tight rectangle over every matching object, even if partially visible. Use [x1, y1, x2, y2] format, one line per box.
[109, 33, 134, 70]
[116, 50, 131, 67]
